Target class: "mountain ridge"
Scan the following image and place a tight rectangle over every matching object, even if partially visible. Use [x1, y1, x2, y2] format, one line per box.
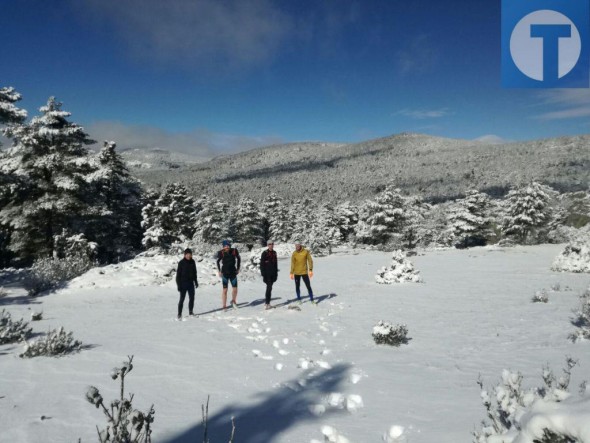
[128, 132, 590, 203]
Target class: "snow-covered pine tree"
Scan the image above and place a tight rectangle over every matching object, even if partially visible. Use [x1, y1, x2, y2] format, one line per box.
[139, 189, 160, 248]
[400, 195, 430, 250]
[418, 202, 454, 248]
[261, 193, 290, 243]
[234, 197, 263, 247]
[501, 182, 558, 244]
[447, 190, 492, 248]
[193, 197, 230, 244]
[0, 86, 27, 139]
[290, 198, 315, 243]
[356, 186, 408, 246]
[305, 204, 342, 255]
[335, 201, 358, 243]
[87, 141, 143, 262]
[375, 250, 423, 283]
[0, 97, 96, 264]
[140, 183, 195, 250]
[0, 86, 27, 266]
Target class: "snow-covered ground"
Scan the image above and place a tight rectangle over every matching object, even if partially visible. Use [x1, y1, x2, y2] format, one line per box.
[1, 244, 589, 443]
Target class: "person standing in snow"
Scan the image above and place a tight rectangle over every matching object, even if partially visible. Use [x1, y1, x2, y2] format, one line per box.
[176, 248, 199, 320]
[216, 240, 241, 310]
[290, 241, 315, 303]
[260, 240, 278, 309]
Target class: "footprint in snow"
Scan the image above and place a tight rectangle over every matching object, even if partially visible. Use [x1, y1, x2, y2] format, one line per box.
[274, 363, 283, 371]
[320, 349, 332, 356]
[278, 349, 289, 356]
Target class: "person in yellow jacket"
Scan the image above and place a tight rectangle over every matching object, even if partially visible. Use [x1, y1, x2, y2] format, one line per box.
[290, 241, 316, 304]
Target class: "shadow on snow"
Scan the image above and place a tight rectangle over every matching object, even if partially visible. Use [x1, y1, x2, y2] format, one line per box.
[163, 363, 351, 443]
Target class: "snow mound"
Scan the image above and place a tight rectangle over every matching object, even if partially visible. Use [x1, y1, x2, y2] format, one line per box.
[375, 250, 423, 284]
[552, 236, 590, 273]
[513, 395, 590, 443]
[67, 253, 219, 290]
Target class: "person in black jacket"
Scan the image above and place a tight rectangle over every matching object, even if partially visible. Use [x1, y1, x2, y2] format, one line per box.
[216, 240, 241, 310]
[176, 248, 199, 320]
[260, 240, 278, 309]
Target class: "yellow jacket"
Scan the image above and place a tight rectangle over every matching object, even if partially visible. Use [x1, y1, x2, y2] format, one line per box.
[291, 248, 313, 275]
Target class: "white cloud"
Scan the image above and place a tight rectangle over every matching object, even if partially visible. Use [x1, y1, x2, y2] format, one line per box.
[395, 108, 452, 119]
[534, 89, 590, 120]
[75, 0, 294, 70]
[86, 121, 283, 156]
[74, 0, 362, 71]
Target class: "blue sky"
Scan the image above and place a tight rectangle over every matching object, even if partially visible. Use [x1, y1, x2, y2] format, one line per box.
[1, 0, 589, 155]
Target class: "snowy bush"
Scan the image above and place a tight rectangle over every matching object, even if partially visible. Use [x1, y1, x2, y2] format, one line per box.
[473, 357, 588, 443]
[85, 356, 155, 443]
[20, 326, 82, 358]
[552, 236, 590, 273]
[569, 288, 590, 342]
[375, 250, 422, 284]
[0, 309, 32, 344]
[532, 289, 548, 304]
[25, 232, 97, 295]
[25, 256, 92, 295]
[372, 321, 409, 346]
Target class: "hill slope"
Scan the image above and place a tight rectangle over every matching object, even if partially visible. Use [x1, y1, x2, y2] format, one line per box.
[131, 133, 590, 203]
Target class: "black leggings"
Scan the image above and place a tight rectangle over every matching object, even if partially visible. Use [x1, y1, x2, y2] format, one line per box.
[265, 281, 274, 304]
[178, 285, 195, 316]
[295, 275, 313, 300]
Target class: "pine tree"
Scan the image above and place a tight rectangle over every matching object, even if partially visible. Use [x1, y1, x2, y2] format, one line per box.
[87, 141, 144, 262]
[306, 204, 342, 255]
[447, 190, 492, 248]
[335, 201, 358, 243]
[400, 195, 430, 250]
[193, 197, 229, 244]
[0, 86, 27, 266]
[234, 197, 263, 246]
[0, 86, 27, 139]
[501, 182, 558, 244]
[356, 186, 407, 245]
[0, 97, 96, 264]
[261, 193, 290, 243]
[140, 183, 195, 249]
[290, 198, 314, 244]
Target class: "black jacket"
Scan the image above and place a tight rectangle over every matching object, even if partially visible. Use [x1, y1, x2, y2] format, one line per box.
[260, 249, 278, 282]
[176, 258, 198, 290]
[217, 248, 241, 275]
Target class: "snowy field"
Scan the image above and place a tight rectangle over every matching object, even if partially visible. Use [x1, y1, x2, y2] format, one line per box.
[1, 244, 589, 443]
